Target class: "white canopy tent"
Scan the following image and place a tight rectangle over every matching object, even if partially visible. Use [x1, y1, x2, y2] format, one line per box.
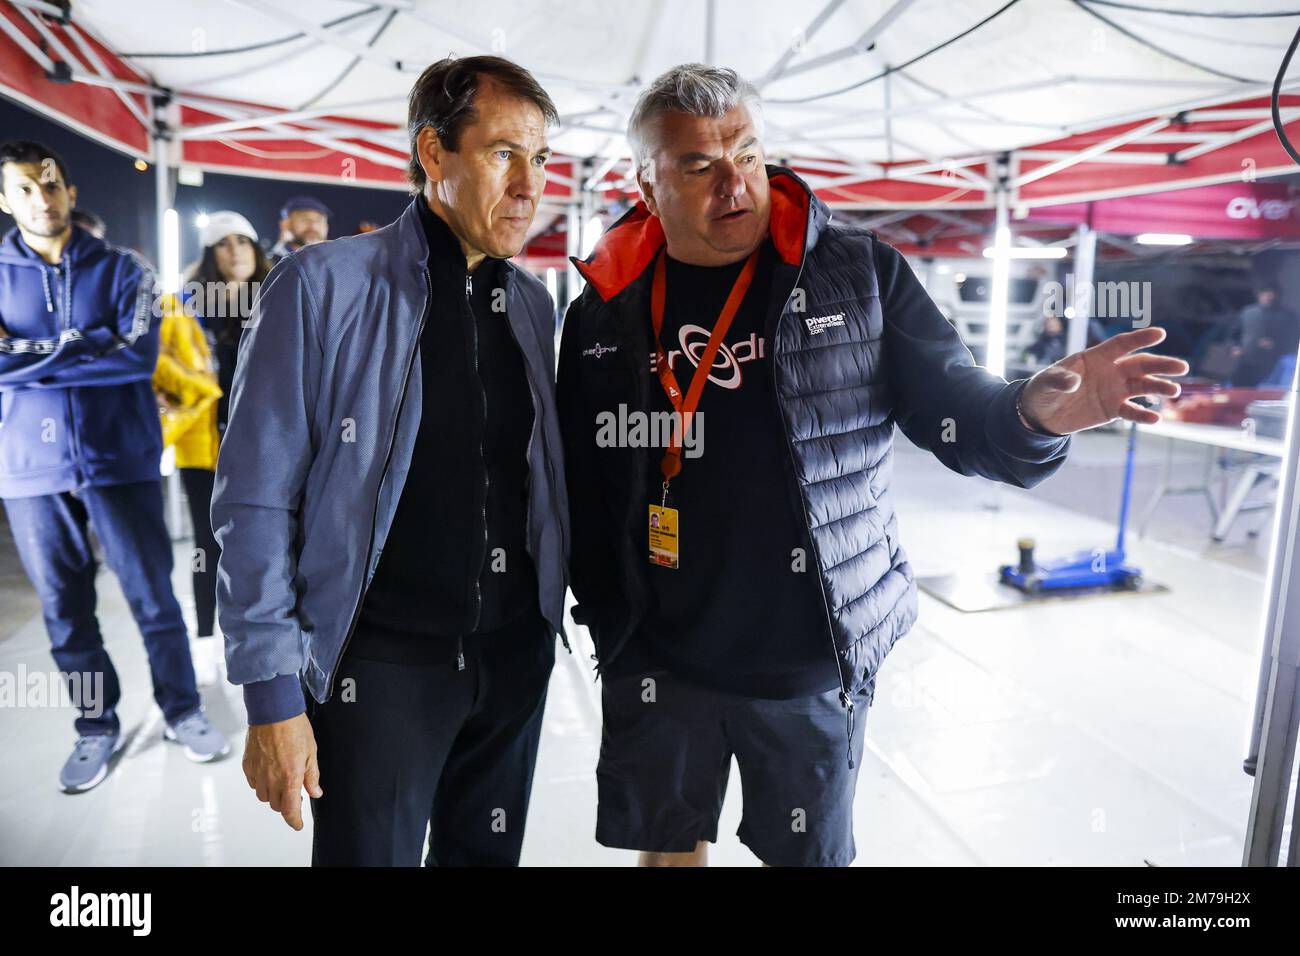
[3, 0, 1299, 203]
[25, 0, 1300, 169]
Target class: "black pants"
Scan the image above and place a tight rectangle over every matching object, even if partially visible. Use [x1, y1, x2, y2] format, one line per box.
[178, 467, 219, 638]
[306, 612, 555, 866]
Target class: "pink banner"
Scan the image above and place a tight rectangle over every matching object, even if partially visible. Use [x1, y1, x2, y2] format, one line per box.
[1029, 181, 1300, 240]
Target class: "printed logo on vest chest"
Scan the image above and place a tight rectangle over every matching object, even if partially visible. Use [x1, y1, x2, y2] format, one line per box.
[804, 312, 847, 336]
[582, 342, 619, 359]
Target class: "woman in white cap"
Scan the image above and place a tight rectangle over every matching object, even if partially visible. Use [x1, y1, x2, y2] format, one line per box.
[189, 212, 272, 439]
[152, 211, 271, 683]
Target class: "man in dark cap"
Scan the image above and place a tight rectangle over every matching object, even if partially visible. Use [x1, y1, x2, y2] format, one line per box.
[268, 195, 331, 262]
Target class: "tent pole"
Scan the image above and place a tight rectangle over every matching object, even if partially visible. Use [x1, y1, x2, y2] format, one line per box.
[153, 135, 169, 279]
[986, 152, 1011, 378]
[704, 0, 716, 65]
[564, 160, 593, 312]
[151, 100, 184, 540]
[151, 91, 175, 278]
[1243, 350, 1300, 866]
[564, 199, 581, 310]
[1068, 222, 1096, 355]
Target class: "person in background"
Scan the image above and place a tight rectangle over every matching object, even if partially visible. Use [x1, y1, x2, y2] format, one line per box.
[1024, 312, 1107, 367]
[1026, 313, 1069, 365]
[165, 211, 271, 687]
[267, 195, 331, 262]
[0, 139, 230, 791]
[152, 290, 223, 685]
[189, 213, 272, 447]
[70, 207, 105, 239]
[1231, 283, 1299, 386]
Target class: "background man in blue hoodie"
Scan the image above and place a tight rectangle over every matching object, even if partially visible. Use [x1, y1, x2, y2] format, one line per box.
[0, 140, 229, 793]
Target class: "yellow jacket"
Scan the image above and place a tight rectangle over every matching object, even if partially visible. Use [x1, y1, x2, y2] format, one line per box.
[153, 295, 222, 471]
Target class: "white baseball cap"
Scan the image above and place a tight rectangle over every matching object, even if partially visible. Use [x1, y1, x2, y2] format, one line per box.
[200, 210, 258, 249]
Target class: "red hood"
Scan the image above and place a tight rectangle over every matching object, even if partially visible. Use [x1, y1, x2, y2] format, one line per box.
[571, 166, 814, 303]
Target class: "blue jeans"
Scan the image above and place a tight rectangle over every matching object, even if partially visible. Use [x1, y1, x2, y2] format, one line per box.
[3, 480, 200, 736]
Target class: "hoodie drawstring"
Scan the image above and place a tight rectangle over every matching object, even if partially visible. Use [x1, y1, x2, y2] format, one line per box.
[456, 634, 465, 672]
[40, 267, 53, 312]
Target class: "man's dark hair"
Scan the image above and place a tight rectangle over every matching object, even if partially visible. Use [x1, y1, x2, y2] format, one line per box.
[406, 55, 558, 193]
[0, 140, 72, 187]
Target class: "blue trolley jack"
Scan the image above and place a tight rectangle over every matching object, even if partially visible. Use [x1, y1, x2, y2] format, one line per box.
[999, 421, 1144, 594]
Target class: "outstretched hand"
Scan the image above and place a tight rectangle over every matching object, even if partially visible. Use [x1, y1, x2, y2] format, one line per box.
[1020, 327, 1190, 435]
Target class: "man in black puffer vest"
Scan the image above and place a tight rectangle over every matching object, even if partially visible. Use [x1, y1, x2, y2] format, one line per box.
[558, 64, 1189, 867]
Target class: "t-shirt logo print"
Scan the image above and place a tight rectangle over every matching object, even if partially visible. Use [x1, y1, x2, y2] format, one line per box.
[658, 324, 765, 391]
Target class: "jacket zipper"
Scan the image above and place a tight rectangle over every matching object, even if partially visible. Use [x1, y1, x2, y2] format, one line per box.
[326, 267, 434, 699]
[54, 262, 85, 488]
[499, 267, 571, 654]
[465, 271, 488, 646]
[769, 250, 858, 770]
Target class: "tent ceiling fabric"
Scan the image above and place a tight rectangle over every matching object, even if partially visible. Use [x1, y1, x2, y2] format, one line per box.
[4, 0, 1300, 208]
[77, 0, 1297, 158]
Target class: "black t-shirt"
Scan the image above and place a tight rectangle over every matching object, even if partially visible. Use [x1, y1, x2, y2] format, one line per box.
[605, 239, 842, 699]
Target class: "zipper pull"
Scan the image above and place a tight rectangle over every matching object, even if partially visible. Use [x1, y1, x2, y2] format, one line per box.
[465, 274, 472, 297]
[456, 634, 466, 672]
[842, 691, 856, 770]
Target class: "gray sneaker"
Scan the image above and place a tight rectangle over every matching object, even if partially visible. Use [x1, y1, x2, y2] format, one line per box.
[59, 733, 124, 793]
[163, 710, 231, 763]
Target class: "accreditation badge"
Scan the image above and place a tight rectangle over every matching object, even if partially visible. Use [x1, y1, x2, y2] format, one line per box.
[648, 504, 679, 569]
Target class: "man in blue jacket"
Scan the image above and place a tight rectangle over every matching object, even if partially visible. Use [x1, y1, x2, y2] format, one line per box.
[0, 140, 229, 792]
[212, 56, 570, 866]
[558, 65, 1191, 867]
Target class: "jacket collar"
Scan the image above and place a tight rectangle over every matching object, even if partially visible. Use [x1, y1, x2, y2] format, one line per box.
[415, 192, 470, 267]
[1, 220, 101, 267]
[570, 164, 830, 303]
[401, 194, 517, 285]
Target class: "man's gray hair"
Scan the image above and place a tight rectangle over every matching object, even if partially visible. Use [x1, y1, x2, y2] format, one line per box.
[627, 64, 764, 179]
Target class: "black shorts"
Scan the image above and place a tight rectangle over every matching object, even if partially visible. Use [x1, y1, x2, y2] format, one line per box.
[595, 665, 877, 867]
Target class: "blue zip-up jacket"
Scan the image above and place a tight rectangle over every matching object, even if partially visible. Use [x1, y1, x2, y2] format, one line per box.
[211, 198, 571, 725]
[0, 225, 160, 499]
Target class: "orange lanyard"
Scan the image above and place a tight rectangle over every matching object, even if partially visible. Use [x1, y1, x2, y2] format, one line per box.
[650, 247, 759, 496]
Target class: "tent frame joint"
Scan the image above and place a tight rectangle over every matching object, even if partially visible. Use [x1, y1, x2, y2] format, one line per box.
[42, 58, 71, 84]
